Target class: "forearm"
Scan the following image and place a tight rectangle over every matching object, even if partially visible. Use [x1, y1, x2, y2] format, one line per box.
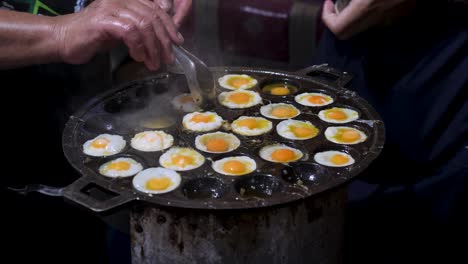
[0, 10, 61, 69]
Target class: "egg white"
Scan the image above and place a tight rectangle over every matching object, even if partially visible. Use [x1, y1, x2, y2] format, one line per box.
[159, 147, 205, 171]
[260, 103, 300, 120]
[131, 130, 174, 152]
[83, 134, 126, 157]
[182, 111, 223, 132]
[132, 167, 181, 194]
[218, 90, 262, 109]
[259, 144, 303, 163]
[294, 92, 334, 107]
[171, 93, 199, 112]
[318, 107, 359, 124]
[218, 74, 258, 90]
[276, 120, 319, 140]
[314, 150, 355, 167]
[324, 127, 367, 145]
[195, 132, 240, 153]
[98, 157, 143, 178]
[212, 156, 257, 176]
[231, 116, 272, 136]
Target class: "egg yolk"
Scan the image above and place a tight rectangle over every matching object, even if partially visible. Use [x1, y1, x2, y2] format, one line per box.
[291, 126, 318, 138]
[206, 138, 229, 152]
[271, 106, 297, 118]
[331, 154, 350, 165]
[271, 149, 296, 162]
[181, 96, 194, 103]
[191, 114, 212, 123]
[270, 86, 290, 95]
[228, 77, 251, 89]
[228, 92, 251, 104]
[308, 95, 328, 105]
[172, 155, 194, 168]
[237, 118, 258, 129]
[91, 138, 109, 149]
[326, 110, 347, 120]
[107, 161, 131, 171]
[341, 130, 361, 142]
[144, 132, 163, 143]
[146, 177, 172, 190]
[223, 160, 246, 174]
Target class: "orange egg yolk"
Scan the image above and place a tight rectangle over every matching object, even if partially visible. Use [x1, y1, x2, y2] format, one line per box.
[271, 149, 296, 162]
[206, 139, 229, 152]
[308, 95, 328, 105]
[146, 177, 171, 190]
[291, 126, 317, 138]
[91, 138, 109, 148]
[107, 161, 131, 171]
[191, 114, 212, 123]
[228, 77, 251, 89]
[271, 107, 296, 118]
[270, 86, 290, 95]
[223, 160, 246, 174]
[181, 96, 194, 103]
[237, 118, 258, 129]
[331, 154, 349, 165]
[341, 130, 361, 142]
[172, 155, 194, 168]
[326, 110, 347, 120]
[228, 92, 250, 104]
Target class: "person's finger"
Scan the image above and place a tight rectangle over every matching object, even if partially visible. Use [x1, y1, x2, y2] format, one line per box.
[150, 11, 174, 64]
[153, 4, 184, 45]
[173, 0, 191, 27]
[123, 1, 161, 69]
[156, 0, 172, 13]
[322, 0, 371, 39]
[102, 16, 147, 64]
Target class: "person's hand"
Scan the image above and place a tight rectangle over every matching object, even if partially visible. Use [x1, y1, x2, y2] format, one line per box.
[322, 0, 416, 39]
[155, 0, 192, 27]
[54, 0, 185, 70]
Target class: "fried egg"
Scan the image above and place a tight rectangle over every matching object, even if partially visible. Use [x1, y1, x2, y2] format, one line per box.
[314, 151, 355, 167]
[295, 92, 333, 107]
[212, 156, 256, 176]
[318, 107, 359, 124]
[131, 130, 174, 152]
[182, 111, 223, 132]
[325, 127, 367, 145]
[262, 83, 298, 96]
[276, 120, 319, 140]
[260, 103, 300, 119]
[159, 147, 205, 171]
[132, 167, 181, 194]
[99, 157, 143, 178]
[83, 134, 126, 157]
[172, 93, 199, 112]
[231, 116, 272, 136]
[218, 90, 262, 109]
[218, 74, 257, 90]
[195, 132, 240, 153]
[259, 144, 303, 163]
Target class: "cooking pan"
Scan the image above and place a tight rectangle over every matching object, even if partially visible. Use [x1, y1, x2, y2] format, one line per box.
[22, 64, 385, 213]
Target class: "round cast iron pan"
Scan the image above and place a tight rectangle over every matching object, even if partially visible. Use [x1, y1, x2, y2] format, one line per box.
[62, 65, 385, 212]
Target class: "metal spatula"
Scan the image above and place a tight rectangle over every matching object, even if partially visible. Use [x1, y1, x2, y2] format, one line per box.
[169, 45, 216, 110]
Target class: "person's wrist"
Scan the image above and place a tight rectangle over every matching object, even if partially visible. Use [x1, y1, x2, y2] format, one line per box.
[49, 15, 68, 63]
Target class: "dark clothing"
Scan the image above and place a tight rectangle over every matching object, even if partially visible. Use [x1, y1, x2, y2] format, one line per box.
[312, 1, 467, 262]
[0, 1, 113, 261]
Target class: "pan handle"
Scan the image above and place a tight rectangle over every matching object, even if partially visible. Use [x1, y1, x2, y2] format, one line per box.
[63, 176, 135, 213]
[296, 64, 353, 88]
